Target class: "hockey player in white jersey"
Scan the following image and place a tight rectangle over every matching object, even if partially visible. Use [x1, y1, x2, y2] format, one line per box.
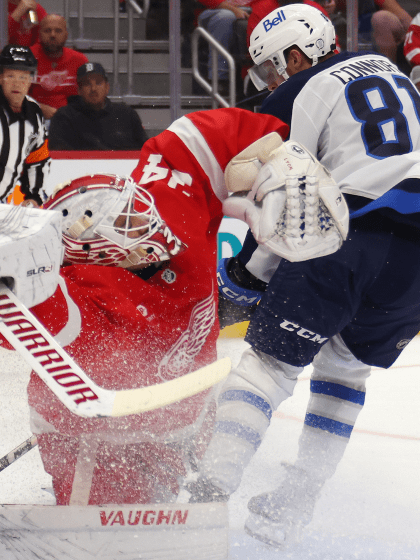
[188, 4, 420, 549]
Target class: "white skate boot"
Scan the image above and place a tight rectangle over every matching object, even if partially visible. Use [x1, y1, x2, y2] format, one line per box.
[244, 464, 323, 548]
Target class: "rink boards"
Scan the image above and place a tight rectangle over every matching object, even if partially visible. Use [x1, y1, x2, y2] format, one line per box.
[0, 503, 228, 560]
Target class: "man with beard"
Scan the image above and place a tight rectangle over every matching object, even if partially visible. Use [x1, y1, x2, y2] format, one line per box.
[30, 14, 89, 121]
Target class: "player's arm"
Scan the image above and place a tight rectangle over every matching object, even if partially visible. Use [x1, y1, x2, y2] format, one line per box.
[131, 108, 290, 244]
[217, 250, 267, 329]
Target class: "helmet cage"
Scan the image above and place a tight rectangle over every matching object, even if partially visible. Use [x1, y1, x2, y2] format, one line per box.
[248, 5, 336, 89]
[45, 175, 164, 266]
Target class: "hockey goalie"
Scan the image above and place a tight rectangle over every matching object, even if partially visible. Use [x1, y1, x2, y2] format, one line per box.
[0, 108, 293, 508]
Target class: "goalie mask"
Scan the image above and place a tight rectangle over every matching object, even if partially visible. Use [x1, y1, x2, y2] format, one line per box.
[44, 174, 186, 268]
[248, 4, 336, 89]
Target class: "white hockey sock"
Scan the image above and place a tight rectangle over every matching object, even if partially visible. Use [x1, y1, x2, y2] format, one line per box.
[295, 334, 371, 481]
[199, 348, 302, 494]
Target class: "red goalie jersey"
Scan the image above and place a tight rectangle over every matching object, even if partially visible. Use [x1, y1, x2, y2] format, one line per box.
[22, 108, 288, 505]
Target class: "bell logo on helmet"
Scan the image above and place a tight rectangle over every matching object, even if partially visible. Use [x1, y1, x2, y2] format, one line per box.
[263, 10, 286, 32]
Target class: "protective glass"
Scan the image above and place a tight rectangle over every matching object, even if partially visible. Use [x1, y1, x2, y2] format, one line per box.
[247, 59, 284, 91]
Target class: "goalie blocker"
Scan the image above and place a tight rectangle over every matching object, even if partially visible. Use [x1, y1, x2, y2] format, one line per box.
[0, 205, 63, 308]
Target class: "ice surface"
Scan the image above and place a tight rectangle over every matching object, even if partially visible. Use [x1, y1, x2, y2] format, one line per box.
[1, 337, 419, 559]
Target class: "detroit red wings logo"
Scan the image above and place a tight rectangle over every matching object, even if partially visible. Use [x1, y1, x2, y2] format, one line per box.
[158, 290, 216, 381]
[38, 70, 74, 91]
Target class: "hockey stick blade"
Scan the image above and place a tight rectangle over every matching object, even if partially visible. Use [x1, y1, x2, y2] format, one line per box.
[0, 435, 38, 473]
[0, 281, 231, 418]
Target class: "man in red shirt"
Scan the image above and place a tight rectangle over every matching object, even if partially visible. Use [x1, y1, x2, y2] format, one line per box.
[30, 14, 89, 121]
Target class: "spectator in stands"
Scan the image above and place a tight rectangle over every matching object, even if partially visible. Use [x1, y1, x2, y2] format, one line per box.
[403, 12, 420, 89]
[404, 12, 420, 64]
[30, 14, 89, 121]
[333, 0, 414, 71]
[370, 0, 414, 67]
[8, 0, 47, 47]
[48, 62, 148, 151]
[197, 1, 252, 95]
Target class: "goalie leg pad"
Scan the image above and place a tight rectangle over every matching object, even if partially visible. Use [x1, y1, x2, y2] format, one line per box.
[0, 503, 229, 560]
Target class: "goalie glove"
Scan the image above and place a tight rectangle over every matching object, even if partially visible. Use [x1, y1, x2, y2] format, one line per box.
[0, 205, 63, 308]
[224, 141, 349, 262]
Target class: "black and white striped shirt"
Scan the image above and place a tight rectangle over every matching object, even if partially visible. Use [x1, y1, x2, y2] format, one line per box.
[0, 89, 50, 205]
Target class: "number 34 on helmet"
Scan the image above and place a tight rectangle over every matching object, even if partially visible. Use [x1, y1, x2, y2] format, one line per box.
[44, 174, 187, 269]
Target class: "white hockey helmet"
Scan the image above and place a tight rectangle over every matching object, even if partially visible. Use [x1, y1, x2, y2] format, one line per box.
[44, 174, 186, 268]
[248, 4, 336, 89]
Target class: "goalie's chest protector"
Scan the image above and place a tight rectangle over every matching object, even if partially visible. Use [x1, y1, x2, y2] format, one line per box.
[27, 108, 289, 436]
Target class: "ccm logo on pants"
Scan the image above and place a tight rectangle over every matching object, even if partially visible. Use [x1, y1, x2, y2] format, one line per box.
[280, 320, 327, 344]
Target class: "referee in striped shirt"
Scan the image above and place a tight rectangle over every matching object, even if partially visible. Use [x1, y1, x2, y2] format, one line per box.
[0, 45, 50, 206]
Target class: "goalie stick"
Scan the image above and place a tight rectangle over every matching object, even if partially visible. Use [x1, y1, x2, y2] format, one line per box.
[0, 281, 231, 418]
[0, 435, 38, 473]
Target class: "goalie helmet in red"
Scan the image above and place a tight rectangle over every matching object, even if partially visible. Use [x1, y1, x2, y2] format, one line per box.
[44, 174, 186, 268]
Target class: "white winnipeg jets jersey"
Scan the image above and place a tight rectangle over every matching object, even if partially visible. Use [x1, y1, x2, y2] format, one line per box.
[262, 52, 420, 200]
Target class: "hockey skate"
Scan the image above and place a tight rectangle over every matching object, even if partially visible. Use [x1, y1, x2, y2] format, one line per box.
[244, 464, 323, 548]
[187, 478, 230, 503]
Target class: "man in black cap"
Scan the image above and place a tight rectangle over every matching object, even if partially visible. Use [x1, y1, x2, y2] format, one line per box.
[48, 62, 148, 150]
[0, 44, 50, 205]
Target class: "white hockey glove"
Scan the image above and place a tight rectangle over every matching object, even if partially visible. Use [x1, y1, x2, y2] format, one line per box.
[224, 140, 349, 262]
[0, 205, 64, 308]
